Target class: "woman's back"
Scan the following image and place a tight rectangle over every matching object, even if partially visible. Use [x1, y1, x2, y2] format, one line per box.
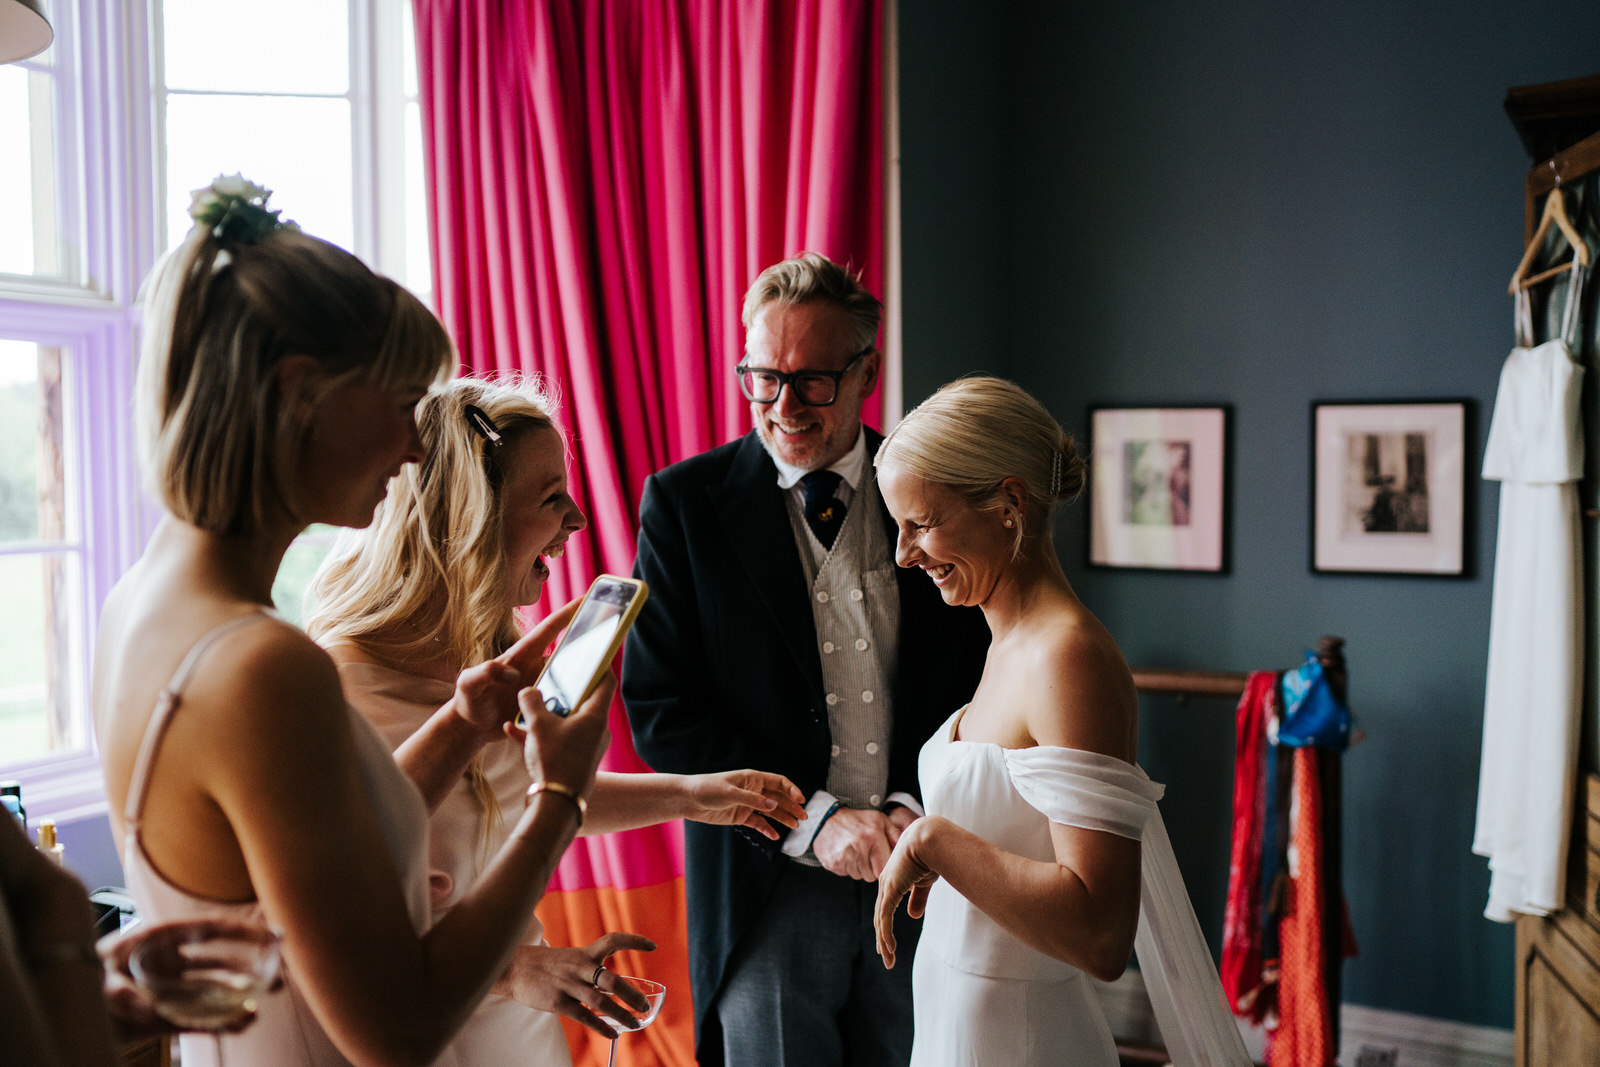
[98, 527, 440, 1065]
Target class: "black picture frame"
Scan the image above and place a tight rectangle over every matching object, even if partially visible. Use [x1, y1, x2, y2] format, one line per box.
[1311, 400, 1468, 577]
[1087, 405, 1230, 572]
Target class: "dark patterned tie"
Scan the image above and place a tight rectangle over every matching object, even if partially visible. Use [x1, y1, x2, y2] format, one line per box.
[801, 470, 847, 549]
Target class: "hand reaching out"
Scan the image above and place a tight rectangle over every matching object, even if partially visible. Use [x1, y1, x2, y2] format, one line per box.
[682, 770, 807, 840]
[495, 932, 657, 1038]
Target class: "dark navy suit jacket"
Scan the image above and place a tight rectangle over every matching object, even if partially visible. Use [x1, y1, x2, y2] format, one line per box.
[621, 428, 989, 1065]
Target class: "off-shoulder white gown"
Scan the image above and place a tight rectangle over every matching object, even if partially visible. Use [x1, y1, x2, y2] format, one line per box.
[911, 708, 1248, 1067]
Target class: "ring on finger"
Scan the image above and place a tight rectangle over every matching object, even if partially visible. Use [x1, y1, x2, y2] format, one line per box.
[590, 964, 606, 988]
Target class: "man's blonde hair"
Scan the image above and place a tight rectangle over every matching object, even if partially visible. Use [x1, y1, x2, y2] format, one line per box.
[740, 251, 882, 354]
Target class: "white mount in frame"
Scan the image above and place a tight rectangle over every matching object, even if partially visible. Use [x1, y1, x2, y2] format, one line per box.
[1089, 406, 1227, 572]
[1312, 400, 1466, 576]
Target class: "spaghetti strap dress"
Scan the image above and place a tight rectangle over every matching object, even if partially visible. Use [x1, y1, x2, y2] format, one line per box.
[119, 612, 449, 1067]
[334, 655, 572, 1067]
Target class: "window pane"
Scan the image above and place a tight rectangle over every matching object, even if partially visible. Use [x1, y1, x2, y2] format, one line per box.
[272, 526, 339, 627]
[0, 65, 60, 279]
[0, 552, 82, 763]
[163, 0, 350, 95]
[166, 94, 354, 252]
[0, 340, 66, 544]
[404, 100, 431, 301]
[402, 1, 418, 98]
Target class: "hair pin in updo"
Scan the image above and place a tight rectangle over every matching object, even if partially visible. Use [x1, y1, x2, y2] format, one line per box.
[1049, 449, 1063, 498]
[465, 404, 503, 446]
[187, 173, 299, 248]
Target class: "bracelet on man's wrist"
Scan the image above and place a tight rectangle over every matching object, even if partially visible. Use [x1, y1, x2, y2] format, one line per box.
[526, 780, 586, 829]
[812, 799, 843, 838]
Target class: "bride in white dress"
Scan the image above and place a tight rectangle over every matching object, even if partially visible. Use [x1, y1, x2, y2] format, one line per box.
[872, 377, 1247, 1067]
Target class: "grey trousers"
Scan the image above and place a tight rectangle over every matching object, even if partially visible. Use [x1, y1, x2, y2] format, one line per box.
[716, 860, 922, 1067]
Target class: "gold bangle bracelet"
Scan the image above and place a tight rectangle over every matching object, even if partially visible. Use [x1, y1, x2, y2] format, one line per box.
[526, 780, 586, 829]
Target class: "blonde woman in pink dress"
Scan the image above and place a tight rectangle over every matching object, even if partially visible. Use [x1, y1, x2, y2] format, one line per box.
[306, 376, 807, 1067]
[95, 177, 614, 1067]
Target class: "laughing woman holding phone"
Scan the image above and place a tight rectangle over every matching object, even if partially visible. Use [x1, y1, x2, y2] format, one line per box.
[306, 376, 806, 1067]
[95, 178, 615, 1067]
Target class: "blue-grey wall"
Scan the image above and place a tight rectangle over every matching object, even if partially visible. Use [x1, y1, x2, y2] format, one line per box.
[900, 0, 1600, 1032]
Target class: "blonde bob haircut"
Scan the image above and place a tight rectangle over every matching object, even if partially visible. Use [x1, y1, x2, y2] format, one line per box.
[740, 251, 882, 355]
[874, 376, 1087, 553]
[306, 376, 561, 671]
[136, 222, 453, 535]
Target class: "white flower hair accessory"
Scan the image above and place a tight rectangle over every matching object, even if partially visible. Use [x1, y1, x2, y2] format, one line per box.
[187, 173, 299, 247]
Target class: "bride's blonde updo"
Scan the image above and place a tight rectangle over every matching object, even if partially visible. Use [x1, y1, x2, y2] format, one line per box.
[874, 376, 1086, 550]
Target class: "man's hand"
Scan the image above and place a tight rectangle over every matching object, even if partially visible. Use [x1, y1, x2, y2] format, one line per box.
[812, 807, 896, 881]
[885, 804, 919, 845]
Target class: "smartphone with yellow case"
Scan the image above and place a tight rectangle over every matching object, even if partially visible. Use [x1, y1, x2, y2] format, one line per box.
[527, 574, 648, 718]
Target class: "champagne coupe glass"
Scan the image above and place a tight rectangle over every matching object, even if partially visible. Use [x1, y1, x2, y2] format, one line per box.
[127, 922, 281, 1066]
[601, 977, 666, 1067]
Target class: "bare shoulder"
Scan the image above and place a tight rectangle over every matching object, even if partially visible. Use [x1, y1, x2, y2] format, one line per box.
[177, 614, 350, 750]
[1024, 605, 1137, 760]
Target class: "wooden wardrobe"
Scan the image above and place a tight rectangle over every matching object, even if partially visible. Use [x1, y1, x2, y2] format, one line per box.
[1503, 73, 1600, 1067]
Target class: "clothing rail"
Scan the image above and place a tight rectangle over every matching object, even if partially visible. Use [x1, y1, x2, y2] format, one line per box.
[1131, 667, 1249, 699]
[1131, 636, 1347, 703]
[1129, 635, 1350, 1063]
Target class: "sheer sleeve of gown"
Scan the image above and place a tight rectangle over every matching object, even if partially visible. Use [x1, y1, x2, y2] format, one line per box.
[1005, 747, 1252, 1067]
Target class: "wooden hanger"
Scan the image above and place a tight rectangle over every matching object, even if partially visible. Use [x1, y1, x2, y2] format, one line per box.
[1509, 187, 1592, 293]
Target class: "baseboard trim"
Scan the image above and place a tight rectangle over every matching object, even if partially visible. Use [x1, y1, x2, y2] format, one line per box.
[1096, 969, 1513, 1066]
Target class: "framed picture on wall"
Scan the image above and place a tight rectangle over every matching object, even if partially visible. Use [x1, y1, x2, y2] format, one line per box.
[1311, 400, 1467, 576]
[1088, 405, 1228, 572]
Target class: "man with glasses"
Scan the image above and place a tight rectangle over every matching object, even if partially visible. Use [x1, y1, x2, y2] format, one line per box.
[623, 252, 988, 1067]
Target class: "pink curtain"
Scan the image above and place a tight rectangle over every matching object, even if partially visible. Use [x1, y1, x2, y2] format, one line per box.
[414, 3, 883, 1063]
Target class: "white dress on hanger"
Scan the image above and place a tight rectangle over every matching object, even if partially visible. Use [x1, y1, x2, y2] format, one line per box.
[911, 708, 1249, 1066]
[1475, 260, 1587, 921]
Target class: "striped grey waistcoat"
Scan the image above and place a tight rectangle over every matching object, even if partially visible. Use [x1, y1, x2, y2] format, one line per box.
[786, 462, 902, 834]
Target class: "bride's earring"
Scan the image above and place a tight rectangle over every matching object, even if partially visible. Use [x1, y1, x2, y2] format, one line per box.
[1003, 515, 1015, 528]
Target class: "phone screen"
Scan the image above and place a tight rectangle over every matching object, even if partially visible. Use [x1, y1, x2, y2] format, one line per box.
[534, 578, 642, 716]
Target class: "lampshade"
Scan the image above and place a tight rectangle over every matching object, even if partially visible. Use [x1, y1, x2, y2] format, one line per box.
[0, 0, 52, 65]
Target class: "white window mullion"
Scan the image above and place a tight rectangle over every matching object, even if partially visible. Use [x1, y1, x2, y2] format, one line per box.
[143, 0, 172, 262]
[349, 0, 380, 268]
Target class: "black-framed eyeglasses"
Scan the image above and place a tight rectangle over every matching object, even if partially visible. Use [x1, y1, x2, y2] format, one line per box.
[735, 347, 871, 407]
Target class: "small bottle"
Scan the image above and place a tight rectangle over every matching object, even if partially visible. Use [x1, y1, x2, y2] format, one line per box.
[37, 818, 64, 865]
[0, 780, 23, 831]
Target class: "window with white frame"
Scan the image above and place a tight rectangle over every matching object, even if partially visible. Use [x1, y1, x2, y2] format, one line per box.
[0, 21, 80, 290]
[157, 0, 431, 625]
[0, 339, 84, 764]
[0, 0, 428, 819]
